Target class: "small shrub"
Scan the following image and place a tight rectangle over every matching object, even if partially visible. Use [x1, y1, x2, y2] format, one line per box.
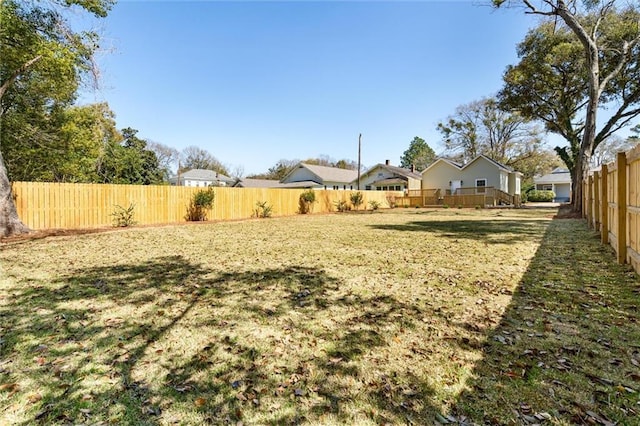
[334, 200, 350, 212]
[350, 192, 364, 210]
[457, 205, 463, 209]
[475, 205, 482, 210]
[186, 187, 215, 221]
[368, 200, 381, 211]
[253, 201, 273, 218]
[527, 190, 555, 202]
[111, 203, 136, 227]
[299, 190, 316, 214]
[443, 204, 449, 209]
[385, 194, 397, 208]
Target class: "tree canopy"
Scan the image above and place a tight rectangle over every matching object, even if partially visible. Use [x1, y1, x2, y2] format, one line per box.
[436, 97, 560, 183]
[180, 146, 230, 176]
[0, 0, 115, 236]
[399, 137, 436, 172]
[495, 0, 640, 211]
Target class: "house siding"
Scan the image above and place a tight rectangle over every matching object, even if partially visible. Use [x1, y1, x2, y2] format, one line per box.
[461, 158, 504, 191]
[358, 166, 420, 191]
[421, 161, 461, 191]
[422, 157, 520, 195]
[283, 167, 320, 184]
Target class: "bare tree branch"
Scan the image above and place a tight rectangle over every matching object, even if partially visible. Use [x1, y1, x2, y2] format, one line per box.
[0, 55, 42, 105]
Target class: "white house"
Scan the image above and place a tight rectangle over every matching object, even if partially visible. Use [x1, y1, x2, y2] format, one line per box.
[170, 169, 235, 187]
[280, 163, 359, 190]
[421, 155, 522, 196]
[352, 160, 422, 192]
[534, 167, 572, 202]
[232, 178, 288, 188]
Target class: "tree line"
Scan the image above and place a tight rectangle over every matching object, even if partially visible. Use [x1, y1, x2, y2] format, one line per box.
[1, 0, 639, 236]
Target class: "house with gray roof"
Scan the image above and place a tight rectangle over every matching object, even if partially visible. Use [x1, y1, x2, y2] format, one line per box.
[280, 163, 359, 190]
[170, 169, 235, 187]
[534, 167, 571, 202]
[352, 160, 422, 192]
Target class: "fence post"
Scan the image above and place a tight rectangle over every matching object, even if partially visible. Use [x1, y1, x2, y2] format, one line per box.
[582, 178, 587, 218]
[616, 152, 627, 264]
[600, 164, 608, 244]
[586, 175, 593, 227]
[593, 171, 600, 231]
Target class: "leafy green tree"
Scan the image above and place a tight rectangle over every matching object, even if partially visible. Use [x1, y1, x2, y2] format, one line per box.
[495, 0, 640, 212]
[96, 128, 165, 185]
[399, 137, 436, 172]
[630, 124, 640, 141]
[0, 0, 114, 236]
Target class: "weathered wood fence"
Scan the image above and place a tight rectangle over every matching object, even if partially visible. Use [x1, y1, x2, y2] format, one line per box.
[11, 182, 401, 230]
[583, 145, 640, 274]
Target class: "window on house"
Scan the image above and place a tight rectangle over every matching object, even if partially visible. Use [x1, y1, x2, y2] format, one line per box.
[365, 185, 371, 190]
[476, 179, 487, 194]
[395, 185, 401, 191]
[540, 184, 552, 191]
[333, 185, 339, 190]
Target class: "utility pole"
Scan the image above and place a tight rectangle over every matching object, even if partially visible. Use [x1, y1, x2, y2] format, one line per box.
[357, 133, 361, 190]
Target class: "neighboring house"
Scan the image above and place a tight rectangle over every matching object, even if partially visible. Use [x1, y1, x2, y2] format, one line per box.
[233, 178, 288, 188]
[280, 162, 359, 190]
[421, 155, 522, 196]
[534, 167, 572, 202]
[170, 169, 235, 187]
[353, 160, 422, 192]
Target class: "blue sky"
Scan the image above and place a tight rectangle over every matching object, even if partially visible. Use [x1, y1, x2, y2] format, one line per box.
[83, 0, 543, 175]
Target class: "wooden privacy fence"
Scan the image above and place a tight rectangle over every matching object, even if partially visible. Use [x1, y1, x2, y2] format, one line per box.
[11, 182, 401, 231]
[583, 145, 640, 274]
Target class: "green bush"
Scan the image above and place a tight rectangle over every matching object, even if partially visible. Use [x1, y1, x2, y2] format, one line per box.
[350, 192, 364, 210]
[299, 189, 316, 214]
[186, 188, 215, 221]
[111, 203, 136, 227]
[253, 201, 273, 218]
[368, 200, 381, 211]
[527, 190, 555, 202]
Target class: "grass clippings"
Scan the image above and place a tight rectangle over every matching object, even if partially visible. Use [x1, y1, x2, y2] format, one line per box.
[0, 208, 638, 425]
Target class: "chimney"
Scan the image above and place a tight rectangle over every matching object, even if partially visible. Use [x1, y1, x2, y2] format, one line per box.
[385, 159, 390, 166]
[411, 164, 415, 173]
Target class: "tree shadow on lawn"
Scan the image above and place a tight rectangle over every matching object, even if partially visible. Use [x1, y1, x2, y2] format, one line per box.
[449, 218, 640, 424]
[369, 219, 548, 244]
[2, 256, 446, 425]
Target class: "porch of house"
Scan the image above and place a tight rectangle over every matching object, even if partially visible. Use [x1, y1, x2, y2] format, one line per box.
[396, 187, 521, 208]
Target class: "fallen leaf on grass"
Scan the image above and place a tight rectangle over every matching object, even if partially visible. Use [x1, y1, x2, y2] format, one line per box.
[28, 393, 42, 403]
[194, 397, 207, 407]
[0, 383, 19, 392]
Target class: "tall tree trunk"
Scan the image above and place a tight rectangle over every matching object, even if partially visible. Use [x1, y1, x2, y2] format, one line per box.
[0, 150, 29, 237]
[571, 150, 590, 214]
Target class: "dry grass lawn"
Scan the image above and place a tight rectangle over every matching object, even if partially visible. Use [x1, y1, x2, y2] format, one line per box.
[0, 208, 638, 425]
